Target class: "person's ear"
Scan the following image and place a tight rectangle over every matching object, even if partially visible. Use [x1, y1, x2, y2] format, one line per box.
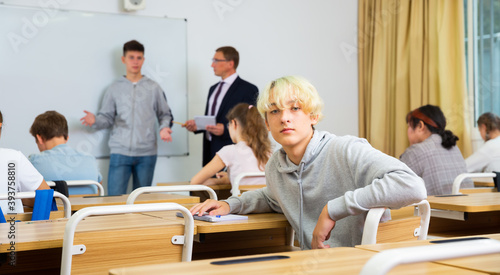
[310, 114, 319, 126]
[228, 60, 235, 69]
[35, 134, 45, 145]
[121, 56, 126, 64]
[416, 120, 425, 131]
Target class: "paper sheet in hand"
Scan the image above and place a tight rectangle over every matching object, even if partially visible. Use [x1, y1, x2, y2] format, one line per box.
[194, 116, 216, 130]
[176, 212, 248, 222]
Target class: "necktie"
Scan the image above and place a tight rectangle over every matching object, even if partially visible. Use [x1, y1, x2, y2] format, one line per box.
[210, 82, 225, 116]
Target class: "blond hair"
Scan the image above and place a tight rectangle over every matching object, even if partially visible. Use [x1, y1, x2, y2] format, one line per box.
[257, 76, 324, 121]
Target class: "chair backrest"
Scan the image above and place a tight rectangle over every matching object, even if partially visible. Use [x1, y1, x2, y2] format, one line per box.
[361, 200, 430, 245]
[47, 180, 104, 196]
[452, 172, 496, 194]
[231, 172, 265, 196]
[360, 238, 500, 275]
[60, 202, 194, 275]
[126, 185, 217, 205]
[0, 190, 71, 220]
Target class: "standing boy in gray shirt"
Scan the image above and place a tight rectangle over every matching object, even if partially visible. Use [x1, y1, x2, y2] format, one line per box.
[190, 76, 426, 249]
[81, 40, 173, 195]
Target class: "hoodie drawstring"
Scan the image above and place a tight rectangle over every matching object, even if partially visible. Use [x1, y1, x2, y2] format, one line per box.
[297, 162, 305, 250]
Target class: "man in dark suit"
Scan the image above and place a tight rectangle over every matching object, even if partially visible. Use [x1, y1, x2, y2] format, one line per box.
[184, 46, 258, 165]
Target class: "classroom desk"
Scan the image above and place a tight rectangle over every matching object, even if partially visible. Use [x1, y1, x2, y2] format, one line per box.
[0, 213, 194, 274]
[156, 181, 191, 186]
[428, 193, 500, 212]
[239, 184, 267, 192]
[427, 193, 500, 237]
[460, 187, 497, 194]
[157, 182, 233, 201]
[156, 182, 266, 191]
[356, 233, 500, 274]
[140, 212, 295, 260]
[473, 177, 495, 187]
[68, 193, 199, 211]
[108, 246, 483, 275]
[156, 182, 267, 201]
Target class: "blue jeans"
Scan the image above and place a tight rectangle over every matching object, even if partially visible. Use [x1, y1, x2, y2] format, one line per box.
[108, 154, 157, 195]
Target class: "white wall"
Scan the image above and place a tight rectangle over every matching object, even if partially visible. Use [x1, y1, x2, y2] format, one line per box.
[2, 0, 358, 193]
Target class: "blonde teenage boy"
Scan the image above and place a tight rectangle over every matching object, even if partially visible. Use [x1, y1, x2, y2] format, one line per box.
[190, 76, 426, 249]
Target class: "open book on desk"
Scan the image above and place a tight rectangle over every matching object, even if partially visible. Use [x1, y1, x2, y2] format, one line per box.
[176, 212, 248, 222]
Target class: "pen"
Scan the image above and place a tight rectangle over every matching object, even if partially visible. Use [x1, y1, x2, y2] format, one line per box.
[172, 121, 184, 126]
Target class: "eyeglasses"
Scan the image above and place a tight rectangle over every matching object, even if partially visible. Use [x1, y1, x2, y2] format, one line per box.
[212, 58, 228, 63]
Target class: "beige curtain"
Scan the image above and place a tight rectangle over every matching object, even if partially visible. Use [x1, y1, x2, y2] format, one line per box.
[358, 0, 472, 158]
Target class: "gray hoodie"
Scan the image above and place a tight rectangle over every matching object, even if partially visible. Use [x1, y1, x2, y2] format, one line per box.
[93, 76, 173, 156]
[225, 131, 426, 249]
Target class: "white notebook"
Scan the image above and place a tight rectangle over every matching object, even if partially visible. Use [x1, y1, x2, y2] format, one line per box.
[176, 212, 248, 222]
[194, 116, 216, 130]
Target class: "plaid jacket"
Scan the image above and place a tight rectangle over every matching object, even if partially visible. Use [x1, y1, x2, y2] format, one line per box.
[400, 134, 472, 195]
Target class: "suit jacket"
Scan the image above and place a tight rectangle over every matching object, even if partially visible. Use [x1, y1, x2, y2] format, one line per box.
[199, 76, 258, 165]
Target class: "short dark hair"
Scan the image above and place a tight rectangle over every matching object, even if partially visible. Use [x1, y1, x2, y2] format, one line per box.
[30, 111, 68, 141]
[123, 40, 144, 56]
[0, 110, 3, 124]
[477, 112, 500, 131]
[477, 112, 500, 140]
[216, 46, 239, 69]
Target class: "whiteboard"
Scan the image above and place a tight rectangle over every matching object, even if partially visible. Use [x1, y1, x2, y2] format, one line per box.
[0, 4, 188, 158]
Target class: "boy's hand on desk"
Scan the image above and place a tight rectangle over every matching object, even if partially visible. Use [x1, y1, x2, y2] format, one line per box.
[311, 205, 336, 249]
[190, 199, 230, 217]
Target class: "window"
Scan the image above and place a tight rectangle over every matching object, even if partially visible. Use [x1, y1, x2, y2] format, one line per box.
[465, 0, 500, 123]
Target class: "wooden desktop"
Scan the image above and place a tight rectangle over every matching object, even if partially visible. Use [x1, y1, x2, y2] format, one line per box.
[109, 246, 483, 275]
[357, 233, 500, 274]
[427, 193, 500, 237]
[68, 193, 199, 211]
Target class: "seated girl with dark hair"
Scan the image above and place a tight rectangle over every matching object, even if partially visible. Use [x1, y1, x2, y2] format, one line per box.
[400, 104, 472, 195]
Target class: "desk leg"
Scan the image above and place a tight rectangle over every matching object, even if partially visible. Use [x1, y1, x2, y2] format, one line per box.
[285, 226, 295, 246]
